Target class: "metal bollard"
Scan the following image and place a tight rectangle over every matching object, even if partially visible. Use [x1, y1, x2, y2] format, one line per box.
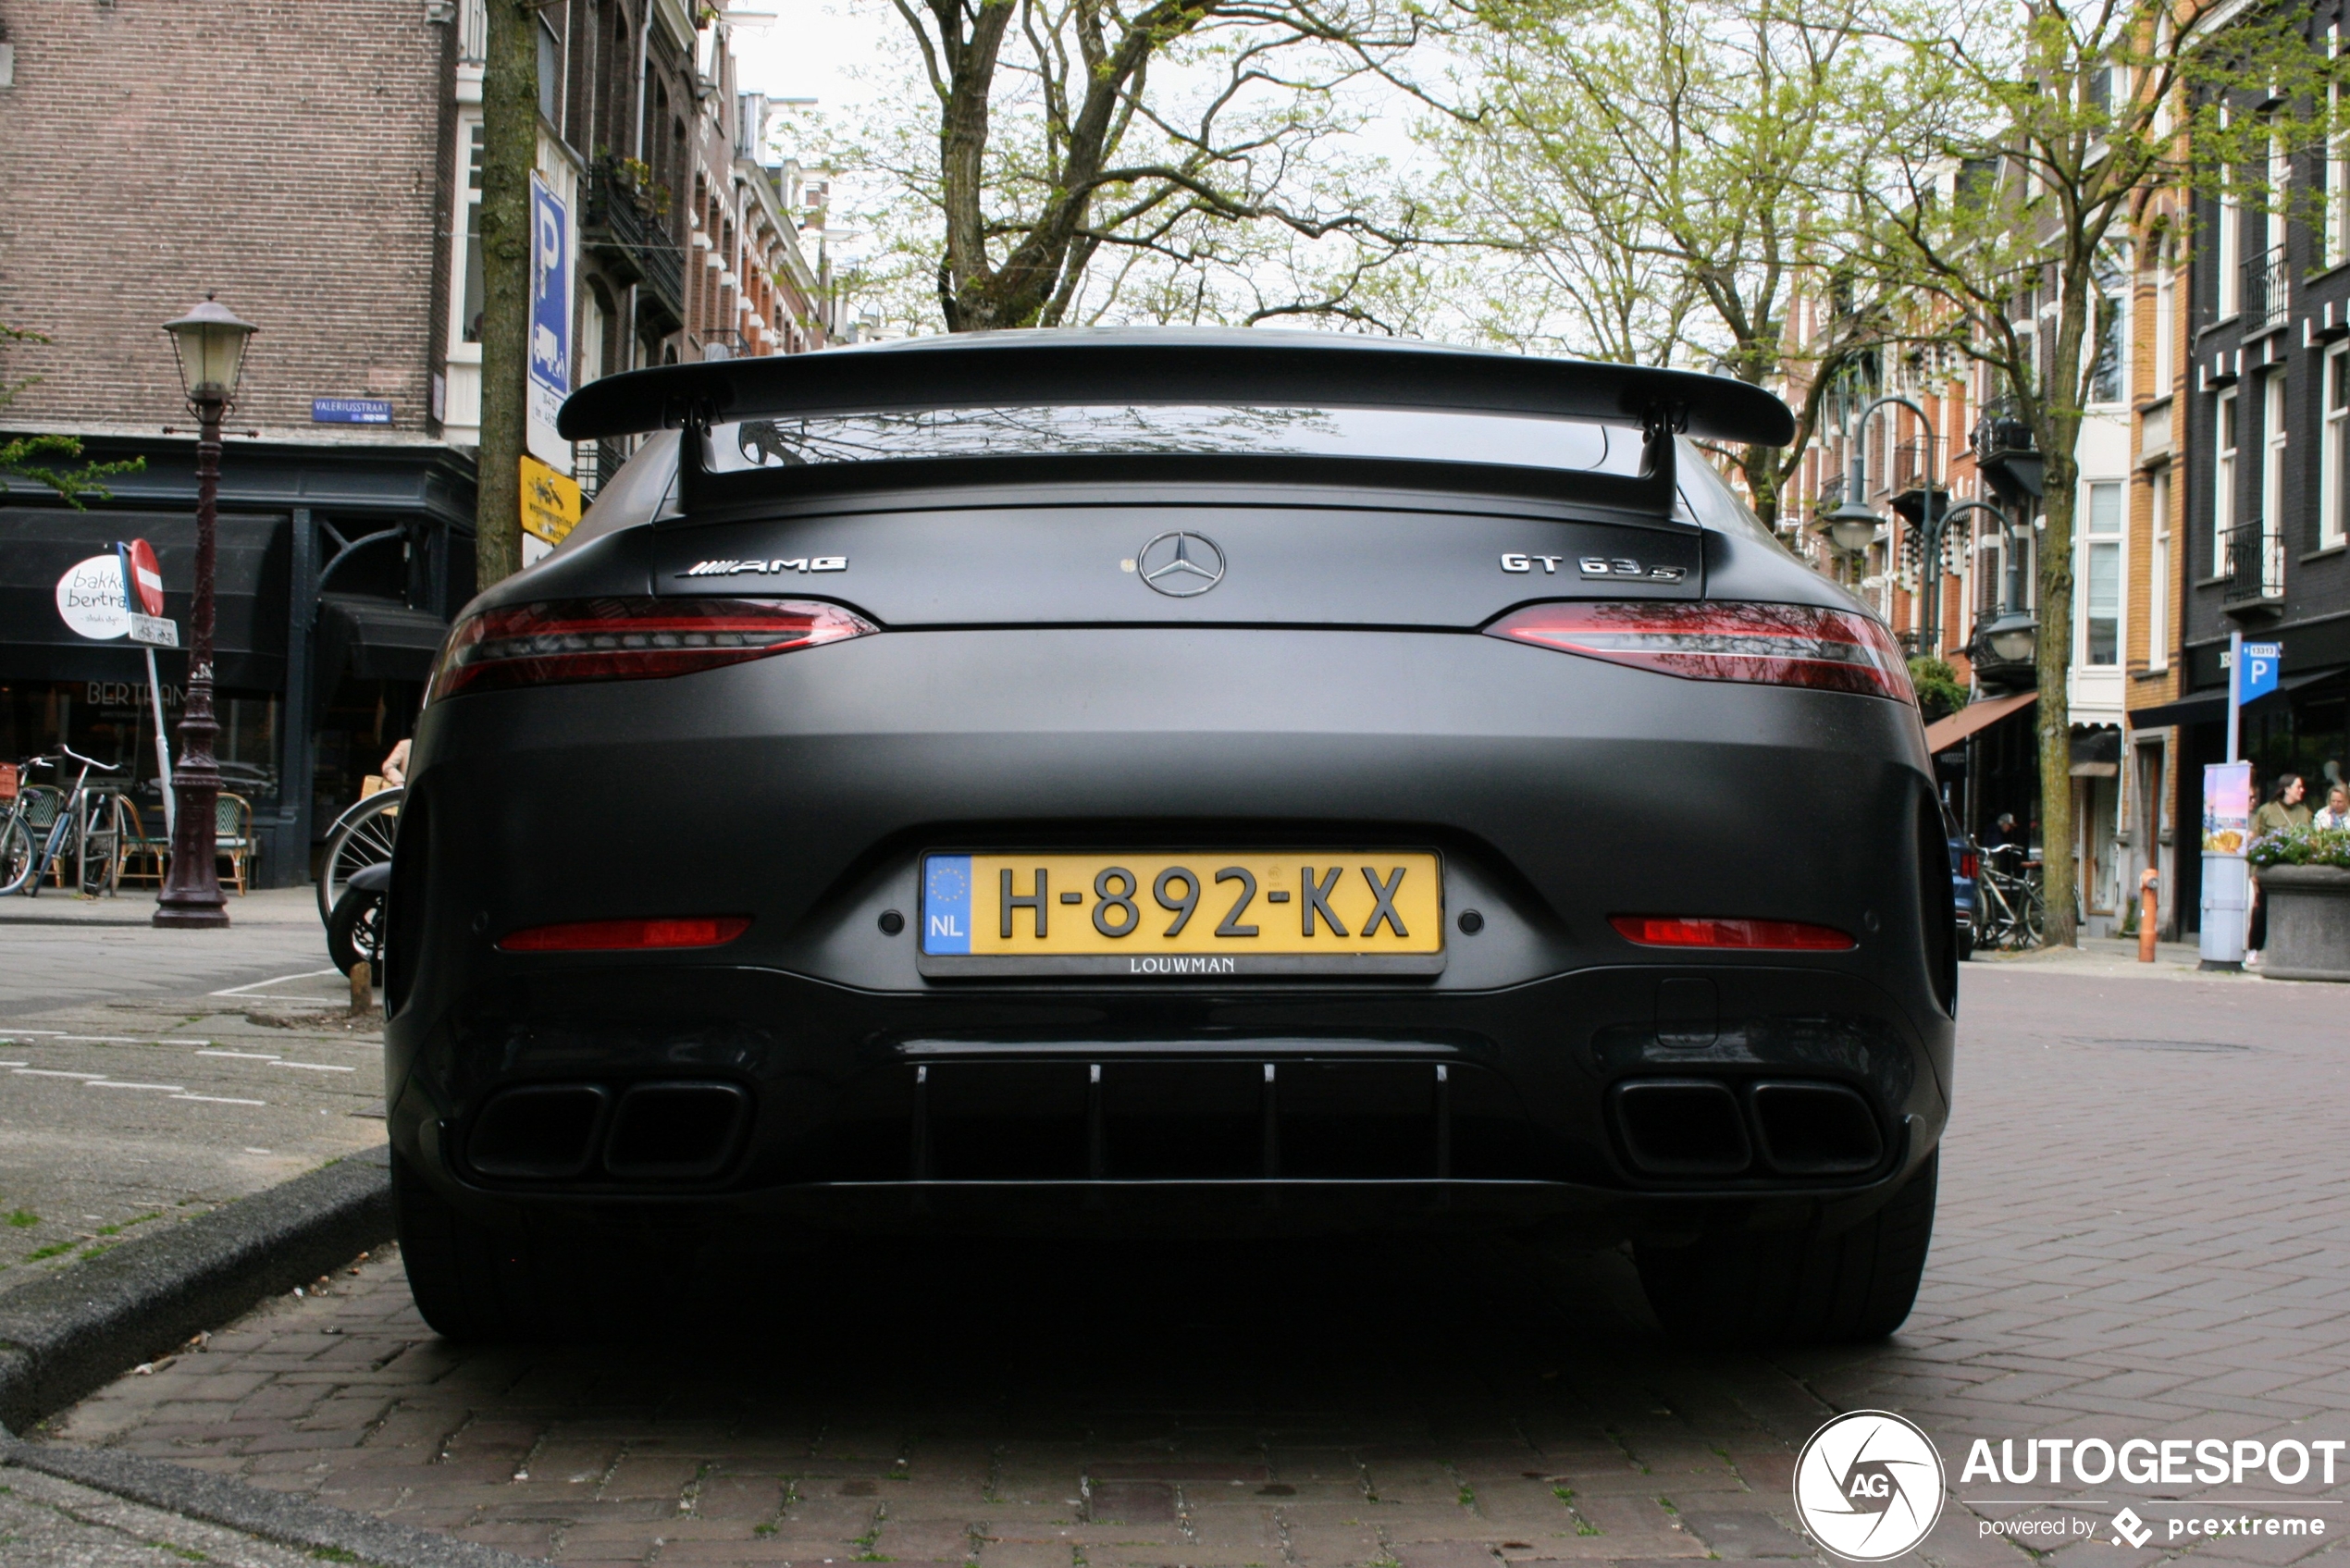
[2137, 870, 2158, 963]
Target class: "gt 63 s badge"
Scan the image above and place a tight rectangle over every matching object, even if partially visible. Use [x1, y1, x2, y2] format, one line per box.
[1792, 1410, 1946, 1562]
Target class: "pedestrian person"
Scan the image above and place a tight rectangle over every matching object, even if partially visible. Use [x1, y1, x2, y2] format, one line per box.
[2253, 773, 2311, 838]
[377, 738, 412, 791]
[2247, 774, 2312, 964]
[2316, 782, 2350, 829]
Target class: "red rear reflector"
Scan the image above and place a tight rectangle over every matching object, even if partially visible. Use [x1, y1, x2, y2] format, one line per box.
[498, 916, 752, 953]
[1486, 600, 1913, 702]
[428, 598, 874, 701]
[1610, 915, 1855, 951]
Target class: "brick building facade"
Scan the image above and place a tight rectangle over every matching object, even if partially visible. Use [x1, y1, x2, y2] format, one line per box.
[0, 0, 834, 889]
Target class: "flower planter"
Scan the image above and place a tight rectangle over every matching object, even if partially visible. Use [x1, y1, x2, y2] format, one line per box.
[2256, 864, 2350, 982]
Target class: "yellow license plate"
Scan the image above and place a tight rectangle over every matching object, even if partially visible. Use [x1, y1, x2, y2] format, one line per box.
[919, 851, 1444, 977]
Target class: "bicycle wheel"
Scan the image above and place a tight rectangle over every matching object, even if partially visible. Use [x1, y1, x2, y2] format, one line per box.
[0, 812, 32, 895]
[2021, 888, 2046, 948]
[318, 788, 404, 922]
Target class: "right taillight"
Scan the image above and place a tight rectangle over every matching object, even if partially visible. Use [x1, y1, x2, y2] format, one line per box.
[1485, 600, 1913, 702]
[1959, 850, 1980, 880]
[1610, 915, 1855, 951]
[427, 597, 875, 702]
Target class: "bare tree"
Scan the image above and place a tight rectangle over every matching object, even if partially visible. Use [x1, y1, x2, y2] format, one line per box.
[1433, 0, 1903, 531]
[855, 0, 1440, 331]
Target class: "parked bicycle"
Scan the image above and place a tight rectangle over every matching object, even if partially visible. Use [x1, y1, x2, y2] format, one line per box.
[0, 747, 128, 897]
[1974, 841, 2046, 950]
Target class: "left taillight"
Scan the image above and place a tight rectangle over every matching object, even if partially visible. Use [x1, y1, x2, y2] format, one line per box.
[427, 598, 875, 702]
[1485, 600, 1913, 702]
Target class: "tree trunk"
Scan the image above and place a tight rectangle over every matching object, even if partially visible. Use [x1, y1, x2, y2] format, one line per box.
[476, 0, 536, 588]
[2035, 436, 2079, 948]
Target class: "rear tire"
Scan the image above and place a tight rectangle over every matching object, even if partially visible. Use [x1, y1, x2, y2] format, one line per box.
[392, 1150, 685, 1341]
[1634, 1151, 1937, 1345]
[392, 1150, 562, 1341]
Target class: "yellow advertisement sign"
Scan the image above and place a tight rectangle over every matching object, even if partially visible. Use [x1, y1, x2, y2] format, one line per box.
[520, 454, 582, 546]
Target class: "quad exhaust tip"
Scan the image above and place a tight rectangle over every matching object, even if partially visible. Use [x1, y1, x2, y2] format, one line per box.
[465, 1080, 749, 1182]
[1610, 1077, 1881, 1180]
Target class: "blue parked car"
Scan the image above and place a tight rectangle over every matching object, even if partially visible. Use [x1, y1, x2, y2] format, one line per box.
[1946, 806, 1980, 959]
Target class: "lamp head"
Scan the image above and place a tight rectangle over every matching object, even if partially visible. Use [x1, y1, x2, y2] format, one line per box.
[163, 294, 257, 406]
[1822, 500, 1881, 553]
[1982, 611, 2038, 664]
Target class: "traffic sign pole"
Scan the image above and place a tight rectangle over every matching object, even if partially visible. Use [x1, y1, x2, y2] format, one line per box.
[2226, 628, 2242, 763]
[116, 543, 178, 835]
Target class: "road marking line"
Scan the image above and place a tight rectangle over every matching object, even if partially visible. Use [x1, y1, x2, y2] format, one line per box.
[49, 1034, 153, 1043]
[0, 1061, 26, 1068]
[266, 1061, 357, 1073]
[14, 1068, 107, 1080]
[0, 1030, 68, 1036]
[177, 1094, 266, 1106]
[209, 969, 341, 997]
[197, 1050, 281, 1061]
[87, 1080, 186, 1093]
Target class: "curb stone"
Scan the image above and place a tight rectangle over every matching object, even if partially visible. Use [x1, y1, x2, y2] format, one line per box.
[0, 1144, 395, 1432]
[1, 1433, 552, 1568]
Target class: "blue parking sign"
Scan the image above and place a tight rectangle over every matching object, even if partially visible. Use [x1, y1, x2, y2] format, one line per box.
[2238, 642, 2282, 703]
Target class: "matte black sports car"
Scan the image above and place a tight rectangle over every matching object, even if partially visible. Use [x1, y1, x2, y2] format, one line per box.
[384, 330, 1955, 1344]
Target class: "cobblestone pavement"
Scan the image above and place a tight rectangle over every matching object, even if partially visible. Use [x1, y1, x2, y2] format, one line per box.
[35, 968, 2350, 1568]
[0, 891, 386, 1295]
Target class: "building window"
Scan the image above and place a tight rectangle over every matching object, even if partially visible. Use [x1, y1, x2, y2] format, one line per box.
[2085, 481, 2122, 666]
[455, 117, 485, 346]
[2331, 32, 2348, 267]
[2091, 264, 2127, 404]
[2153, 231, 2175, 392]
[2149, 466, 2171, 671]
[2219, 114, 2241, 317]
[2214, 387, 2238, 560]
[2328, 343, 2350, 549]
[2261, 370, 2287, 539]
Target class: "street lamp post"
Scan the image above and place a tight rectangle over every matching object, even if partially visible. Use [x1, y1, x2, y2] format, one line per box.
[154, 296, 257, 931]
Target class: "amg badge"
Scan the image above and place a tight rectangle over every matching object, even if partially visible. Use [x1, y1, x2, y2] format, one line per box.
[678, 556, 847, 578]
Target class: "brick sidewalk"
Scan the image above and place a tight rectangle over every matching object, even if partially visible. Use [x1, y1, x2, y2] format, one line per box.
[37, 969, 2350, 1568]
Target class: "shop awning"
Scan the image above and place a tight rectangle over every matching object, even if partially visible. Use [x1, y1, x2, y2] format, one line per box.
[313, 595, 450, 721]
[2128, 665, 2345, 731]
[0, 507, 287, 690]
[2070, 725, 2121, 777]
[1923, 689, 2036, 754]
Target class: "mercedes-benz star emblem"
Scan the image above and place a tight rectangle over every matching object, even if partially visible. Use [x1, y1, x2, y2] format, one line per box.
[1137, 531, 1227, 597]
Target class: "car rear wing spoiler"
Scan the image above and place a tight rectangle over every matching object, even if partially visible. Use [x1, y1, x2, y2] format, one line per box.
[555, 328, 1794, 518]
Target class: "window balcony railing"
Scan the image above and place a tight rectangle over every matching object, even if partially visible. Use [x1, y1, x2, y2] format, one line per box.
[2243, 244, 2289, 333]
[583, 160, 686, 327]
[1890, 437, 1947, 495]
[2221, 519, 2285, 605]
[1972, 397, 2036, 463]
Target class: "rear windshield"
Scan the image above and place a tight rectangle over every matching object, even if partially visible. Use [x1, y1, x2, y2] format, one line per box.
[703, 404, 1645, 476]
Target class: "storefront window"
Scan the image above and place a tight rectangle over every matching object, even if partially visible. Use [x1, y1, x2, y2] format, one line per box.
[0, 682, 280, 823]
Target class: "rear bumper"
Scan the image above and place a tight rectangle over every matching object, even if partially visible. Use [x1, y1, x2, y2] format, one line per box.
[386, 959, 1949, 1241]
[387, 624, 1953, 1240]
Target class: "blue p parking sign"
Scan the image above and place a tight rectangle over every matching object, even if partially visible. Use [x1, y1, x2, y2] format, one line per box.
[2238, 642, 2282, 703]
